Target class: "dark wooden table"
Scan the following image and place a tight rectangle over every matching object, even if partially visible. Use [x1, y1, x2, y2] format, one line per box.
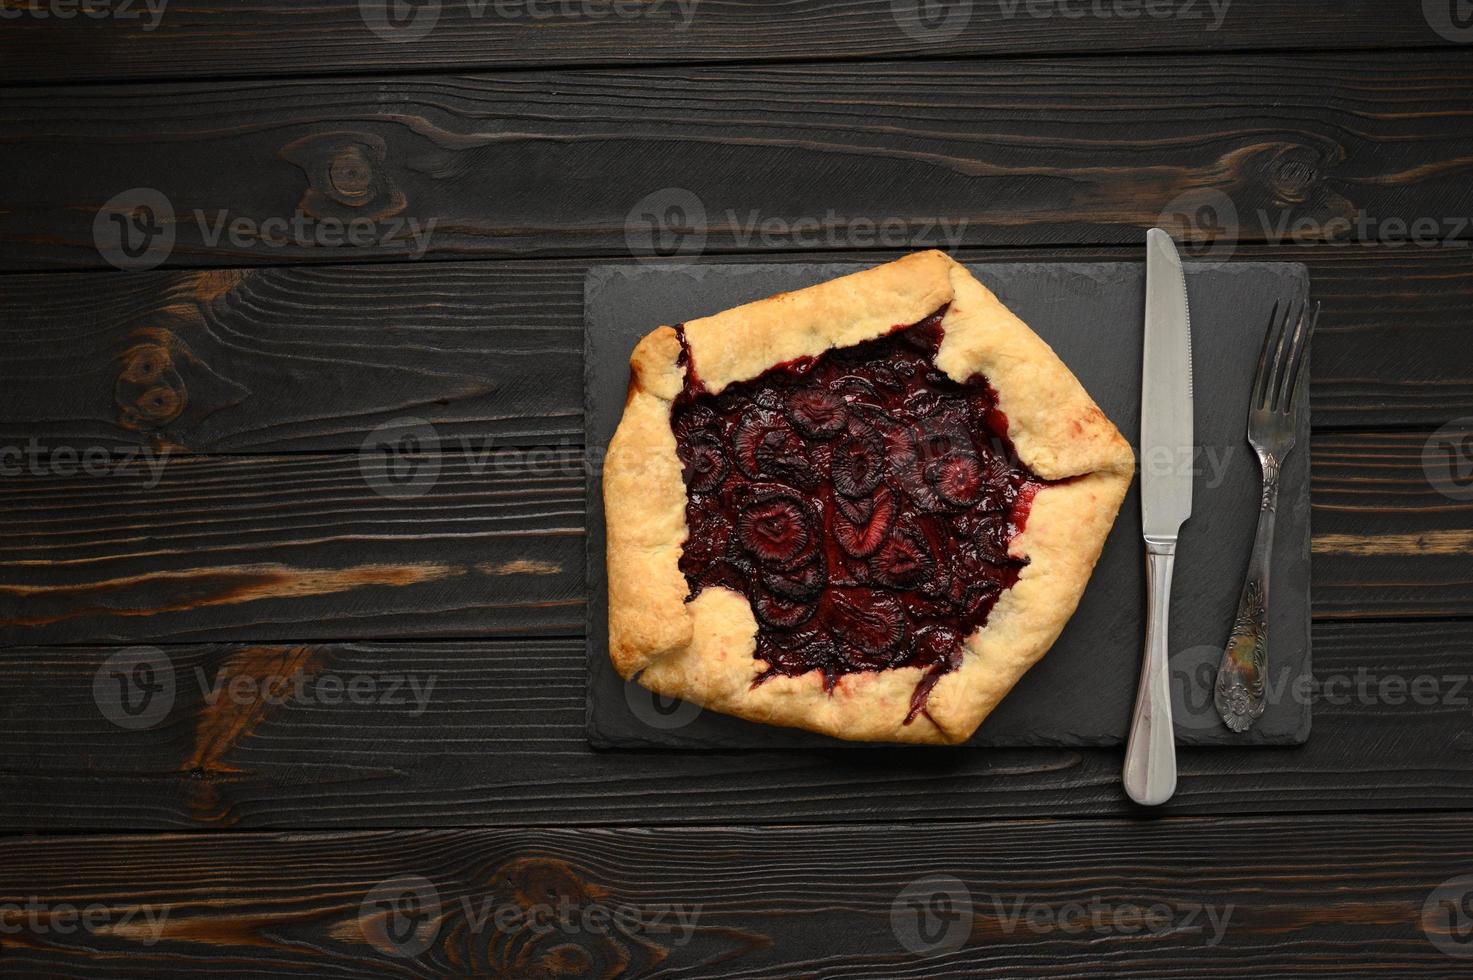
[2, 3, 1473, 976]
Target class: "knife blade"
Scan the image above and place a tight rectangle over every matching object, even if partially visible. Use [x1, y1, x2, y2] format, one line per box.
[1123, 228, 1194, 807]
[1140, 228, 1195, 537]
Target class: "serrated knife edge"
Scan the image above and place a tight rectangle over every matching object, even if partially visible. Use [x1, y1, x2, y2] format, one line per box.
[1140, 228, 1194, 537]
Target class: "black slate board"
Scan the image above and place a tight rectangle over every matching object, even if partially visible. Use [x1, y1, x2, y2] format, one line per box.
[585, 261, 1311, 748]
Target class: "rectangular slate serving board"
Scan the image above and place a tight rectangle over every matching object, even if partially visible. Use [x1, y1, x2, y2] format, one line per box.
[585, 261, 1311, 748]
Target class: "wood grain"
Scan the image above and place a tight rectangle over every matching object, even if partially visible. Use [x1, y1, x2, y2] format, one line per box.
[4, 53, 1473, 270]
[2, 244, 1469, 461]
[0, 263, 584, 453]
[0, 0, 1455, 85]
[1, 814, 1471, 976]
[1312, 429, 1473, 620]
[0, 452, 586, 645]
[0, 431, 1463, 646]
[3, 619, 1473, 829]
[0, 12, 1466, 976]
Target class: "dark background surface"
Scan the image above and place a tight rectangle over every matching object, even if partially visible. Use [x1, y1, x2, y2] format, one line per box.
[2, 2, 1473, 975]
[584, 261, 1312, 748]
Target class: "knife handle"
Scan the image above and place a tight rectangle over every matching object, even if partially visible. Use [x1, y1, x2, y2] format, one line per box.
[1123, 538, 1178, 806]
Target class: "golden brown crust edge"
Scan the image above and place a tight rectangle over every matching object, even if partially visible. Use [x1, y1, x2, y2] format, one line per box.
[604, 252, 1133, 744]
[682, 249, 957, 396]
[603, 326, 691, 678]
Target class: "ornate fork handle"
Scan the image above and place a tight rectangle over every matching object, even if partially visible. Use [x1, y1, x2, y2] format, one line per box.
[1214, 450, 1278, 731]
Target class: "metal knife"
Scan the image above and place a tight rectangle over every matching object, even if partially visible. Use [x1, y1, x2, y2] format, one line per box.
[1123, 228, 1194, 807]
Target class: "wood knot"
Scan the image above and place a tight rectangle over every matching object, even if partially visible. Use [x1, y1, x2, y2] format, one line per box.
[117, 338, 187, 429]
[280, 131, 406, 221]
[1267, 144, 1325, 205]
[329, 147, 375, 202]
[429, 858, 674, 975]
[500, 857, 605, 909]
[113, 322, 249, 443]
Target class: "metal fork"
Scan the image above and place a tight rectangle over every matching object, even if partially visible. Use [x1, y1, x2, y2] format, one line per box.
[1213, 296, 1318, 732]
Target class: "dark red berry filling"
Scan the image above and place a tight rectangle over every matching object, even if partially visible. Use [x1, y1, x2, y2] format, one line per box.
[671, 308, 1044, 726]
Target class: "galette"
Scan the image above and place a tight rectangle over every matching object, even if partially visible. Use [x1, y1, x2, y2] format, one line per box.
[603, 251, 1134, 744]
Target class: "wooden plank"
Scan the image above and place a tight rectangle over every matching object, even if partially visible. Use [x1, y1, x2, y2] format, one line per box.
[0, 452, 586, 645]
[0, 430, 1464, 646]
[1313, 429, 1473, 620]
[0, 0, 1455, 85]
[1, 813, 1470, 976]
[1, 615, 1471, 829]
[1, 244, 1468, 461]
[4, 53, 1473, 270]
[0, 263, 584, 453]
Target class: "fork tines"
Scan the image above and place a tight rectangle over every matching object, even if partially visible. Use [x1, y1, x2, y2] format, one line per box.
[1253, 297, 1320, 415]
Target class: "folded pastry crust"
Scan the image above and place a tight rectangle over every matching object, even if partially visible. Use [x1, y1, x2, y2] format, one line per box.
[604, 251, 1134, 744]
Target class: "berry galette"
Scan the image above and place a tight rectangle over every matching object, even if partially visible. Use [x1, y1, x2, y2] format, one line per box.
[604, 251, 1133, 744]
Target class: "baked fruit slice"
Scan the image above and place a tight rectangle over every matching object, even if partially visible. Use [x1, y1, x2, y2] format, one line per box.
[604, 251, 1134, 744]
